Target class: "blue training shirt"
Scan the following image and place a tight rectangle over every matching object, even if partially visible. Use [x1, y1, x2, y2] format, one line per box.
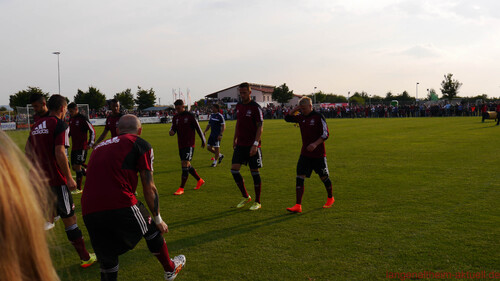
[209, 112, 225, 137]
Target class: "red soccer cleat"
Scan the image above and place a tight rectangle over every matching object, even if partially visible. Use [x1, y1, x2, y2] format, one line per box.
[286, 204, 302, 213]
[323, 197, 335, 208]
[173, 187, 184, 195]
[194, 178, 205, 190]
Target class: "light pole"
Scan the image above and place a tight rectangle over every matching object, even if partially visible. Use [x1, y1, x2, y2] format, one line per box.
[52, 52, 61, 94]
[416, 82, 419, 102]
[313, 86, 317, 106]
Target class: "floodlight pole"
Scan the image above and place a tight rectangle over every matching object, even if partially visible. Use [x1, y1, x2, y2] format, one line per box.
[416, 82, 419, 102]
[52, 52, 61, 94]
[313, 86, 317, 106]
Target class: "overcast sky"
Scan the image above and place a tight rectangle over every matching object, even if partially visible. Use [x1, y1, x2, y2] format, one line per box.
[1, 0, 500, 106]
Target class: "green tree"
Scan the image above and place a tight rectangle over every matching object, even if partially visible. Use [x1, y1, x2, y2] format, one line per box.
[350, 92, 366, 104]
[272, 83, 294, 105]
[371, 95, 384, 103]
[440, 73, 462, 101]
[74, 86, 107, 110]
[0, 106, 7, 111]
[384, 92, 394, 101]
[394, 90, 415, 102]
[135, 86, 156, 110]
[324, 94, 347, 103]
[9, 86, 50, 108]
[114, 89, 135, 110]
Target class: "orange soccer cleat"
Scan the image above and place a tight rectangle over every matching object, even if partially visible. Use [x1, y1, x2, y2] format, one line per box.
[323, 197, 335, 208]
[194, 178, 205, 190]
[173, 187, 184, 195]
[286, 204, 302, 213]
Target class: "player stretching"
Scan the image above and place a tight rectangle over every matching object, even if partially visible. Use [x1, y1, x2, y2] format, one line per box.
[82, 115, 185, 281]
[68, 102, 95, 194]
[170, 99, 206, 195]
[203, 104, 226, 167]
[93, 99, 123, 147]
[26, 95, 97, 267]
[231, 82, 264, 211]
[284, 97, 334, 213]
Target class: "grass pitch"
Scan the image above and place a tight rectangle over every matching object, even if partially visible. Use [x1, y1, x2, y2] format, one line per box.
[6, 117, 500, 280]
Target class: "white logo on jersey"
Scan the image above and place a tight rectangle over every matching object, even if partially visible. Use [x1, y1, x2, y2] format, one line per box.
[95, 136, 120, 149]
[246, 110, 252, 117]
[32, 121, 49, 135]
[310, 119, 315, 126]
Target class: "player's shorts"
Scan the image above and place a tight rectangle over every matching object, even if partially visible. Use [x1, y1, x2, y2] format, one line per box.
[71, 149, 87, 165]
[83, 201, 159, 256]
[232, 145, 263, 169]
[179, 147, 194, 161]
[207, 135, 220, 148]
[51, 185, 75, 219]
[296, 155, 329, 178]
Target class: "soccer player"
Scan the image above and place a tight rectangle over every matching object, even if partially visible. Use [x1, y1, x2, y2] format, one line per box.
[231, 82, 264, 211]
[82, 115, 185, 281]
[68, 102, 96, 193]
[29, 93, 49, 123]
[93, 99, 123, 147]
[284, 97, 334, 213]
[26, 95, 97, 268]
[203, 104, 226, 167]
[170, 99, 206, 195]
[496, 102, 500, 126]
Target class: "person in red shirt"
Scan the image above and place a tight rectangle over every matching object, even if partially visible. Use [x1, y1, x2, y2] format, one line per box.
[29, 93, 49, 124]
[68, 102, 96, 192]
[93, 99, 123, 147]
[170, 99, 206, 195]
[82, 115, 185, 281]
[284, 97, 334, 213]
[231, 83, 264, 211]
[26, 95, 97, 268]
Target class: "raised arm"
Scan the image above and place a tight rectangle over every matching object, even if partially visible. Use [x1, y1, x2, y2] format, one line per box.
[93, 128, 109, 148]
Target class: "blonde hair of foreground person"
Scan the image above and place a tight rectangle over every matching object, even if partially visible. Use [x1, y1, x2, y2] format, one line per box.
[0, 131, 59, 281]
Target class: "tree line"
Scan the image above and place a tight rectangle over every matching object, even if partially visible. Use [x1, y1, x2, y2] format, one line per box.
[9, 86, 157, 110]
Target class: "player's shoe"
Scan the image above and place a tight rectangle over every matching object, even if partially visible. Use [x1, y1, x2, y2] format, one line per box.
[323, 197, 335, 208]
[71, 189, 82, 195]
[194, 179, 205, 190]
[218, 154, 224, 164]
[173, 188, 184, 195]
[286, 204, 302, 213]
[80, 253, 97, 268]
[164, 255, 186, 281]
[44, 221, 55, 230]
[249, 202, 261, 211]
[236, 196, 251, 208]
[211, 162, 217, 167]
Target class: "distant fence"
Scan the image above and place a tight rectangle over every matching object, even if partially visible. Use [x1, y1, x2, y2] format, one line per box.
[0, 122, 16, 131]
[89, 116, 164, 126]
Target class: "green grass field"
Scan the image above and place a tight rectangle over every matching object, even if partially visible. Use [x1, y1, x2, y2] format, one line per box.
[6, 117, 500, 280]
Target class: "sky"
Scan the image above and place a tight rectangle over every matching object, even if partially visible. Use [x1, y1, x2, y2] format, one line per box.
[1, 0, 500, 106]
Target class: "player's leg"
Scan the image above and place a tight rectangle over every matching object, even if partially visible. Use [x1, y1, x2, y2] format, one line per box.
[232, 147, 251, 207]
[212, 146, 220, 167]
[185, 147, 205, 189]
[248, 147, 263, 210]
[287, 156, 310, 213]
[317, 157, 334, 208]
[70, 150, 84, 193]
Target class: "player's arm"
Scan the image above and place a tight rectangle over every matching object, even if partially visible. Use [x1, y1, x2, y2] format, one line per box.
[140, 169, 168, 234]
[250, 121, 263, 156]
[169, 121, 176, 136]
[93, 128, 109, 148]
[203, 123, 211, 135]
[233, 120, 238, 149]
[218, 122, 226, 141]
[307, 116, 329, 151]
[86, 120, 96, 149]
[193, 117, 206, 148]
[284, 106, 300, 123]
[55, 144, 77, 190]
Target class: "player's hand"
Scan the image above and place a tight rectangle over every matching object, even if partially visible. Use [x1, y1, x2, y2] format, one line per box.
[217, 135, 222, 141]
[67, 177, 77, 191]
[233, 139, 237, 149]
[306, 143, 317, 152]
[250, 145, 258, 156]
[201, 142, 206, 149]
[169, 130, 175, 136]
[156, 221, 169, 234]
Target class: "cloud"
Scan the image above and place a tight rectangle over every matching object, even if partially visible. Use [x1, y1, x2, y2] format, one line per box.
[399, 45, 441, 58]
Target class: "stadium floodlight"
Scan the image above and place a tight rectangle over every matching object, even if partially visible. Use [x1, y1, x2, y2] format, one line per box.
[52, 52, 61, 94]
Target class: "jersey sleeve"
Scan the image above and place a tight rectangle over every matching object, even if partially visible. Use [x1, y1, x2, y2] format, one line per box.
[284, 114, 299, 123]
[319, 114, 329, 140]
[86, 118, 96, 147]
[54, 119, 68, 146]
[254, 105, 264, 123]
[104, 117, 110, 130]
[170, 116, 177, 132]
[219, 113, 225, 124]
[191, 114, 206, 144]
[137, 148, 154, 171]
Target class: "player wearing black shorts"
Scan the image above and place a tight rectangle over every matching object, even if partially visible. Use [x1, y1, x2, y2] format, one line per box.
[284, 96, 334, 213]
[170, 99, 206, 195]
[26, 95, 97, 268]
[82, 115, 185, 281]
[231, 83, 264, 211]
[203, 104, 226, 167]
[93, 99, 123, 147]
[68, 102, 95, 193]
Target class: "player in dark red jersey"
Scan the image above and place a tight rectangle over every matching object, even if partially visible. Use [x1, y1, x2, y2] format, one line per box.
[68, 102, 96, 193]
[231, 82, 264, 211]
[93, 99, 123, 147]
[26, 95, 97, 268]
[82, 115, 185, 281]
[496, 102, 500, 126]
[284, 97, 334, 213]
[29, 93, 49, 124]
[170, 99, 206, 195]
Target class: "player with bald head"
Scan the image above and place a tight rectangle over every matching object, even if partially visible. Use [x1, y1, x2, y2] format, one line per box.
[82, 114, 186, 281]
